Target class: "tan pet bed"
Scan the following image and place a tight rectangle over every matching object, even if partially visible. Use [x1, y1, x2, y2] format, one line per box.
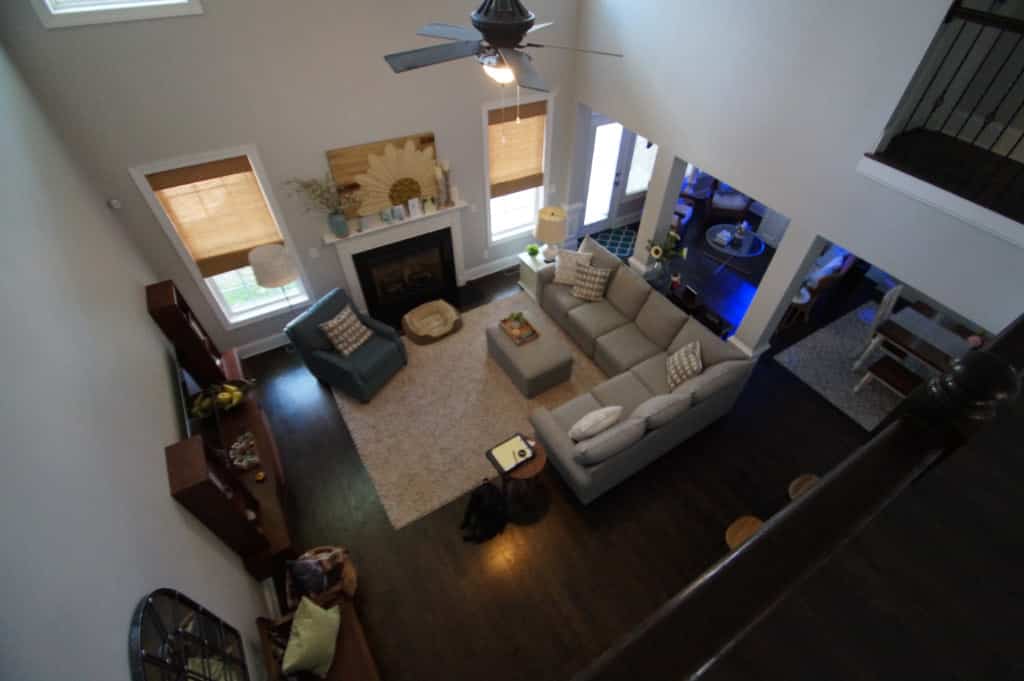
[401, 299, 462, 344]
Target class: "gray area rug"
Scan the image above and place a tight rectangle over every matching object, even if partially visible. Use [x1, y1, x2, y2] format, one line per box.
[774, 303, 927, 431]
[334, 292, 606, 530]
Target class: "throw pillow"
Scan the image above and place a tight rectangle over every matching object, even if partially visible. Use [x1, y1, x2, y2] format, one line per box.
[281, 597, 341, 678]
[319, 306, 373, 357]
[631, 393, 692, 429]
[573, 417, 647, 466]
[554, 250, 593, 285]
[572, 263, 613, 302]
[667, 340, 703, 390]
[568, 405, 623, 442]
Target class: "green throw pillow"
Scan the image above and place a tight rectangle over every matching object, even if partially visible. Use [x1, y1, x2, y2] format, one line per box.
[281, 597, 341, 677]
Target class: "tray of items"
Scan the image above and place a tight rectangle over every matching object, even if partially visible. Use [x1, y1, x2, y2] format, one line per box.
[499, 313, 539, 345]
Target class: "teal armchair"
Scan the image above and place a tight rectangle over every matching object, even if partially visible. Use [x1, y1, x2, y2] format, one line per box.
[285, 289, 406, 403]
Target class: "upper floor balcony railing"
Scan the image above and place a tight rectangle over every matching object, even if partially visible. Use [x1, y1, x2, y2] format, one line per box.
[869, 1, 1024, 225]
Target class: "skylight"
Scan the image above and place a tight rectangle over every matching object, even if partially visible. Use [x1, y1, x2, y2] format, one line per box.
[32, 0, 202, 28]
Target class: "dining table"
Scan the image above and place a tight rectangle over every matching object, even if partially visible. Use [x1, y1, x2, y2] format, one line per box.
[853, 306, 972, 374]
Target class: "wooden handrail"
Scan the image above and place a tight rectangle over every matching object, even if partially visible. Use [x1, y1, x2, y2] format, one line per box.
[574, 316, 1022, 681]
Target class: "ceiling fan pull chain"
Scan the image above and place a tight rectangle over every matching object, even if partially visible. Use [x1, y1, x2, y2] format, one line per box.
[516, 84, 521, 124]
[500, 82, 507, 144]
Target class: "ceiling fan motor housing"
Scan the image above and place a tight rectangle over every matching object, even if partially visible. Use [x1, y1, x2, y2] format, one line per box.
[471, 0, 536, 48]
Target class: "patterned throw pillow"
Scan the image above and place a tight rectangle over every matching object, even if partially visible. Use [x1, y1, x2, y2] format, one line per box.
[319, 306, 373, 356]
[572, 263, 613, 302]
[554, 250, 593, 285]
[667, 340, 703, 390]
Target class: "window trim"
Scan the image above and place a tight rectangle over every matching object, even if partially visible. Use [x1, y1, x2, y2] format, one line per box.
[488, 186, 545, 243]
[130, 145, 312, 331]
[482, 91, 555, 246]
[31, 0, 202, 29]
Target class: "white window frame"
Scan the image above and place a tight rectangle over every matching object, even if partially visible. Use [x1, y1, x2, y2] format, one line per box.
[31, 0, 202, 29]
[482, 91, 555, 246]
[130, 145, 312, 331]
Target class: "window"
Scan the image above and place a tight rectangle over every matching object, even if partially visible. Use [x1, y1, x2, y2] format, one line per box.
[486, 99, 548, 243]
[625, 135, 658, 195]
[133, 150, 308, 328]
[31, 0, 202, 28]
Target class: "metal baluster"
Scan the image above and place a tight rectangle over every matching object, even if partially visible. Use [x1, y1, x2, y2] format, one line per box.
[903, 19, 968, 133]
[942, 28, 1004, 134]
[955, 32, 1022, 138]
[970, 49, 1024, 145]
[925, 23, 986, 131]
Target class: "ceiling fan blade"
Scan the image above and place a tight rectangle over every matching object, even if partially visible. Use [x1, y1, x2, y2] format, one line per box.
[499, 48, 548, 92]
[385, 40, 482, 73]
[417, 22, 483, 42]
[523, 42, 624, 58]
[527, 21, 554, 33]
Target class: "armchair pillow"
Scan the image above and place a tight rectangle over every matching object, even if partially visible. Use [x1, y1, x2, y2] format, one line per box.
[667, 340, 703, 390]
[568, 405, 623, 441]
[319, 306, 373, 357]
[554, 250, 593, 285]
[573, 416, 646, 466]
[572, 264, 613, 302]
[281, 597, 341, 678]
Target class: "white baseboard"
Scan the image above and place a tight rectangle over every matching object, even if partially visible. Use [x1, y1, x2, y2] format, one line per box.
[463, 254, 520, 281]
[261, 577, 282, 618]
[235, 332, 290, 359]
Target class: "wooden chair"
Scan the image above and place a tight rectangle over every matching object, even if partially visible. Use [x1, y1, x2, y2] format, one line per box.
[779, 254, 857, 329]
[851, 284, 905, 370]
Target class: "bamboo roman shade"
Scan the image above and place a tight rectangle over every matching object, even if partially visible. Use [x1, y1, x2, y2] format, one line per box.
[488, 100, 547, 198]
[146, 156, 283, 278]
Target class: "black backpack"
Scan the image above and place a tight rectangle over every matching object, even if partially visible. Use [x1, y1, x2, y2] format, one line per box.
[460, 480, 507, 543]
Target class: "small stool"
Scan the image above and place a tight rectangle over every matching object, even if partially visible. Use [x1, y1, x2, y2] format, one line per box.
[725, 515, 763, 550]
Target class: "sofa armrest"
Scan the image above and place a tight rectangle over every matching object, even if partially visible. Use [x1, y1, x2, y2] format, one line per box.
[536, 263, 556, 302]
[530, 407, 591, 491]
[674, 359, 754, 403]
[362, 316, 399, 341]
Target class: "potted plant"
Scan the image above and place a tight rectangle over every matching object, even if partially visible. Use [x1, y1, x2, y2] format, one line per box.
[646, 230, 688, 287]
[287, 174, 362, 238]
[526, 244, 540, 258]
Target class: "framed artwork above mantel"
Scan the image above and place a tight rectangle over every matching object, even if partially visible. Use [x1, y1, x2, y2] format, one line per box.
[326, 132, 440, 217]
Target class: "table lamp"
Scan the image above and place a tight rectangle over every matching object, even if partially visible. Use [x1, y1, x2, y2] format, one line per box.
[249, 244, 298, 305]
[535, 206, 567, 263]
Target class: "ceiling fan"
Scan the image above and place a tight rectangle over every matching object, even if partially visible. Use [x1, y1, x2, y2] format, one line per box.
[384, 0, 623, 92]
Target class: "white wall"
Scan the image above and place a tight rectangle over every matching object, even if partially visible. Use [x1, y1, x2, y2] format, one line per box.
[0, 0, 579, 349]
[575, 0, 1024, 336]
[0, 48, 267, 681]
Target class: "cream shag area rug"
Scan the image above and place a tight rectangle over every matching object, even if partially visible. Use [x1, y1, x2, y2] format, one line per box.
[333, 292, 606, 529]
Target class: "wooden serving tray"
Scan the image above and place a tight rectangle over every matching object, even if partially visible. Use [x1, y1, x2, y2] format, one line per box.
[500, 317, 539, 345]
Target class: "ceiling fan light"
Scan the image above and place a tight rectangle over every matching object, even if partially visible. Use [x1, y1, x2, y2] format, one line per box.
[482, 62, 516, 84]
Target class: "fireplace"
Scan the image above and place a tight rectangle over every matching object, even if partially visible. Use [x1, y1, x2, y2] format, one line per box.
[353, 228, 458, 328]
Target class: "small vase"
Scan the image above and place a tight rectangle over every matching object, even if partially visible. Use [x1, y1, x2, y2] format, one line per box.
[328, 212, 348, 238]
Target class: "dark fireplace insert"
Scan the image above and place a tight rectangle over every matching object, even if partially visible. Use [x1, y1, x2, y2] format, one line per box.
[353, 228, 458, 328]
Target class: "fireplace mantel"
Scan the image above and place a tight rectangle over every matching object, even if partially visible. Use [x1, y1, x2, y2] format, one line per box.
[323, 202, 468, 314]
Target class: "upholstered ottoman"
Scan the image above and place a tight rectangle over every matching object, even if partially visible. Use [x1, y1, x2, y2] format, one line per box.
[486, 324, 573, 398]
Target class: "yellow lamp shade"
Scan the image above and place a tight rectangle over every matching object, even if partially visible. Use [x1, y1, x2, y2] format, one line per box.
[535, 206, 566, 244]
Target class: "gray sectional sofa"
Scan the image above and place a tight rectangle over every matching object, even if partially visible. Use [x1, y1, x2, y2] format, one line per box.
[529, 237, 756, 504]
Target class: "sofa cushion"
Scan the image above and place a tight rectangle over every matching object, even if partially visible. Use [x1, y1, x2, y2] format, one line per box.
[552, 392, 604, 432]
[573, 416, 646, 466]
[568, 405, 623, 441]
[672, 359, 751, 403]
[667, 340, 703, 390]
[566, 301, 629, 356]
[542, 282, 586, 327]
[579, 236, 624, 271]
[635, 293, 689, 348]
[668, 318, 745, 364]
[631, 393, 692, 429]
[554, 250, 593, 285]
[281, 597, 341, 677]
[594, 323, 662, 377]
[630, 352, 671, 395]
[605, 266, 651, 320]
[592, 370, 655, 415]
[572, 263, 614, 302]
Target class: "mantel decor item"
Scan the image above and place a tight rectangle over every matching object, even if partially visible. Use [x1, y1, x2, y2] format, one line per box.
[286, 174, 362, 238]
[535, 206, 566, 262]
[326, 132, 439, 217]
[647, 230, 687, 288]
[189, 380, 255, 419]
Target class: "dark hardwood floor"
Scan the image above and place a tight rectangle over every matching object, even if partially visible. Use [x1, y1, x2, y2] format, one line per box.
[243, 272, 1019, 680]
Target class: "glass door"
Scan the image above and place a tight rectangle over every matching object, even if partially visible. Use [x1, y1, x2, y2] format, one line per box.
[579, 112, 658, 239]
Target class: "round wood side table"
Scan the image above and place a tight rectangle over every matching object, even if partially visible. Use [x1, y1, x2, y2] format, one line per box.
[504, 438, 549, 525]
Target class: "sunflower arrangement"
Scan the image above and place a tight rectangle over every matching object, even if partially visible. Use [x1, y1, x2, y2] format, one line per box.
[646, 230, 687, 264]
